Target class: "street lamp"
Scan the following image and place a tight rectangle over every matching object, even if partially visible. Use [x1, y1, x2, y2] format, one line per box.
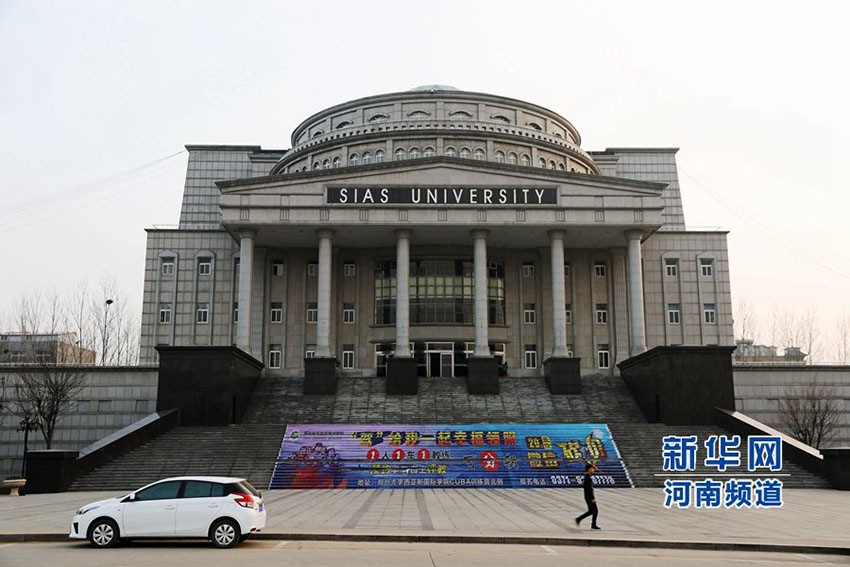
[17, 412, 38, 479]
[102, 299, 114, 365]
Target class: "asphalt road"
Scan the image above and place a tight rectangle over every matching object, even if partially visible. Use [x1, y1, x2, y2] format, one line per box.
[1, 540, 848, 567]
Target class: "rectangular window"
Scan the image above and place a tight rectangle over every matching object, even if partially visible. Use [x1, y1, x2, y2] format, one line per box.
[667, 303, 681, 324]
[159, 303, 172, 324]
[270, 302, 283, 323]
[342, 345, 355, 369]
[523, 303, 536, 324]
[198, 258, 212, 276]
[161, 260, 174, 276]
[232, 302, 238, 323]
[704, 303, 717, 324]
[196, 302, 209, 324]
[597, 346, 610, 369]
[343, 303, 355, 324]
[665, 259, 679, 277]
[565, 303, 572, 325]
[594, 262, 607, 277]
[524, 345, 538, 369]
[307, 261, 318, 276]
[595, 303, 608, 324]
[343, 262, 356, 277]
[272, 261, 285, 276]
[305, 346, 316, 359]
[268, 345, 282, 369]
[522, 263, 535, 278]
[306, 303, 318, 323]
[564, 263, 571, 278]
[701, 259, 714, 277]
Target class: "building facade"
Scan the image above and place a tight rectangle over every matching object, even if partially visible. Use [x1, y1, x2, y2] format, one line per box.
[139, 86, 733, 377]
[0, 332, 96, 364]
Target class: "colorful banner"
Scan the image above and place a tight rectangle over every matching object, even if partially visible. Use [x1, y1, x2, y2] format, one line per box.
[269, 424, 632, 489]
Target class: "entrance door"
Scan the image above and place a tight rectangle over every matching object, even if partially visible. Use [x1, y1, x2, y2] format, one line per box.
[440, 353, 453, 377]
[426, 343, 454, 377]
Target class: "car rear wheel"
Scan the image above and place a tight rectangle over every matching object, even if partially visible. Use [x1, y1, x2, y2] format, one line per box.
[88, 518, 119, 548]
[210, 518, 240, 548]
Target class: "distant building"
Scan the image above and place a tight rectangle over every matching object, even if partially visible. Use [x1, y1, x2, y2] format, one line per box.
[733, 339, 806, 365]
[0, 332, 97, 365]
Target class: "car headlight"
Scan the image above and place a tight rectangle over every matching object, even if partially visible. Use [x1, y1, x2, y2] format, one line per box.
[77, 505, 100, 515]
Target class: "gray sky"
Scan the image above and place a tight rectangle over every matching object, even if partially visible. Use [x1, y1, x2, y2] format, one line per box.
[1, 0, 848, 361]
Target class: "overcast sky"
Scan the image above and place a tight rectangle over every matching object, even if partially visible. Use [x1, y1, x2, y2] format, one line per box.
[1, 1, 848, 361]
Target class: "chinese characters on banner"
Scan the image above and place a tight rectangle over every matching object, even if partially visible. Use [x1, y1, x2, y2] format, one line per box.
[269, 424, 633, 489]
[662, 435, 784, 509]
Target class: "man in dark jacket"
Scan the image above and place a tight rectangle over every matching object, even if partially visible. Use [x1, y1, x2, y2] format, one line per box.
[575, 462, 601, 529]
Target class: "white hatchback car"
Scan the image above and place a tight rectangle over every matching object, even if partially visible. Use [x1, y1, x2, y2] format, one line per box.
[70, 476, 266, 548]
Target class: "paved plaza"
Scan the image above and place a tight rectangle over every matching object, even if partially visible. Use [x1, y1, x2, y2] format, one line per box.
[2, 488, 849, 553]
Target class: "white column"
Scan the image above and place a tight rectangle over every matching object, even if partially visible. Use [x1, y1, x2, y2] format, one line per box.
[549, 230, 569, 358]
[236, 229, 256, 355]
[395, 229, 412, 357]
[316, 229, 334, 358]
[472, 229, 490, 357]
[625, 229, 648, 356]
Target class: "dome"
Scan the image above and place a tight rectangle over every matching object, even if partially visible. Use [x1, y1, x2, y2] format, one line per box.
[408, 84, 460, 92]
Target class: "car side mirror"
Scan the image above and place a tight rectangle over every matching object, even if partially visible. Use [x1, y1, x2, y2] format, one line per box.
[124, 493, 136, 502]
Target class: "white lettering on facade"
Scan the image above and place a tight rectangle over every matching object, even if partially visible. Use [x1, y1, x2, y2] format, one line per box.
[339, 188, 348, 203]
[381, 188, 389, 203]
[484, 189, 493, 204]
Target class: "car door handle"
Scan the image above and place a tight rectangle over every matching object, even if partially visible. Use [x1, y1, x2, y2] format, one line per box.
[164, 505, 176, 510]
[208, 504, 219, 508]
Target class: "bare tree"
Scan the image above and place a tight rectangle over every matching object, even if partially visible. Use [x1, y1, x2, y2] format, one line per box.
[734, 297, 757, 342]
[777, 381, 840, 449]
[837, 311, 850, 365]
[770, 305, 821, 364]
[13, 365, 86, 448]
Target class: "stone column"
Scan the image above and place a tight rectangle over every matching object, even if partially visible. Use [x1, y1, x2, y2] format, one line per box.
[549, 230, 569, 358]
[472, 229, 490, 357]
[395, 229, 412, 357]
[236, 229, 256, 355]
[315, 229, 334, 358]
[625, 230, 648, 356]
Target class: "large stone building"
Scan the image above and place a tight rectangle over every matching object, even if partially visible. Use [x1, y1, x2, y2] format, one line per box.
[139, 85, 733, 378]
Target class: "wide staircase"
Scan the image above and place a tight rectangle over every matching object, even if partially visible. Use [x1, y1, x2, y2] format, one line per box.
[70, 374, 831, 490]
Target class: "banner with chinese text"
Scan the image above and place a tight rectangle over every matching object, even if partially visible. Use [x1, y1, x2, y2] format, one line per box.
[269, 423, 633, 489]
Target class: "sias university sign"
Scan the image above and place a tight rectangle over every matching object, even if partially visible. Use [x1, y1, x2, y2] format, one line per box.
[327, 186, 557, 206]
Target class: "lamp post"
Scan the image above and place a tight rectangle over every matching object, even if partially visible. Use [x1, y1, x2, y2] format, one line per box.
[102, 299, 113, 365]
[17, 412, 38, 479]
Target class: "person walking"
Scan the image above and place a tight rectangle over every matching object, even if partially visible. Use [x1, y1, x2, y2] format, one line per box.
[575, 462, 601, 529]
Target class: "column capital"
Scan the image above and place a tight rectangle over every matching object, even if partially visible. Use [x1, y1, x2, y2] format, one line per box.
[394, 229, 412, 239]
[238, 228, 257, 239]
[547, 229, 567, 240]
[470, 229, 489, 239]
[316, 228, 335, 240]
[624, 229, 644, 241]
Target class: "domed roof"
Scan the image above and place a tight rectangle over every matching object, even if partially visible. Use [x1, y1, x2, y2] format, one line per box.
[408, 84, 460, 92]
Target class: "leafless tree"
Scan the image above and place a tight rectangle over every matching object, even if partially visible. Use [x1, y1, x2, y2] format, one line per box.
[13, 365, 86, 448]
[777, 381, 840, 449]
[770, 305, 820, 364]
[734, 297, 757, 342]
[837, 311, 850, 365]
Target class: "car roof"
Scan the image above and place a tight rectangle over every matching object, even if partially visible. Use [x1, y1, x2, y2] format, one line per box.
[154, 476, 246, 483]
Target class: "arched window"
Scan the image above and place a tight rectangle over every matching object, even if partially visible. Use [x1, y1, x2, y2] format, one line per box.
[362, 152, 372, 165]
[323, 159, 331, 170]
[527, 122, 542, 131]
[549, 160, 556, 170]
[508, 152, 518, 165]
[520, 154, 530, 166]
[349, 153, 359, 166]
[335, 121, 353, 129]
[449, 110, 473, 119]
[408, 110, 430, 120]
[538, 158, 546, 168]
[375, 150, 384, 163]
[495, 151, 505, 163]
[459, 147, 471, 159]
[395, 148, 406, 161]
[332, 157, 341, 168]
[557, 162, 565, 171]
[423, 146, 435, 158]
[445, 146, 457, 157]
[409, 147, 421, 159]
[474, 148, 485, 161]
[313, 161, 321, 170]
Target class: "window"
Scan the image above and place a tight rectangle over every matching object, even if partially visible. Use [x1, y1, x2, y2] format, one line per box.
[272, 261, 285, 276]
[564, 263, 571, 278]
[159, 303, 172, 324]
[445, 146, 457, 158]
[701, 259, 714, 277]
[594, 262, 607, 277]
[307, 261, 318, 276]
[423, 146, 435, 158]
[349, 153, 359, 166]
[558, 162, 565, 171]
[332, 157, 341, 168]
[268, 346, 282, 369]
[597, 345, 610, 369]
[362, 152, 372, 164]
[306, 303, 318, 323]
[135, 481, 181, 501]
[343, 303, 355, 323]
[704, 303, 717, 324]
[198, 258, 212, 276]
[524, 345, 538, 369]
[270, 302, 283, 323]
[375, 150, 384, 163]
[196, 302, 209, 324]
[182, 481, 217, 499]
[394, 148, 406, 161]
[409, 147, 421, 159]
[313, 161, 321, 170]
[232, 302, 238, 323]
[322, 159, 330, 170]
[495, 150, 505, 163]
[507, 152, 518, 165]
[665, 259, 679, 277]
[343, 262, 356, 277]
[596, 303, 608, 324]
[522, 262, 535, 278]
[523, 303, 536, 324]
[161, 260, 174, 276]
[342, 345, 355, 369]
[474, 148, 485, 161]
[668, 303, 681, 324]
[520, 154, 530, 166]
[565, 303, 572, 325]
[538, 157, 546, 168]
[549, 160, 556, 170]
[459, 147, 471, 159]
[305, 346, 316, 359]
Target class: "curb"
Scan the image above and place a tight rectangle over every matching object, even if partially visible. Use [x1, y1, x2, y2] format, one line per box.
[1, 532, 848, 555]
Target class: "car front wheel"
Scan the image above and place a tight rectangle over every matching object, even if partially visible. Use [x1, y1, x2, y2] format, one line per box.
[88, 518, 119, 548]
[210, 518, 240, 548]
